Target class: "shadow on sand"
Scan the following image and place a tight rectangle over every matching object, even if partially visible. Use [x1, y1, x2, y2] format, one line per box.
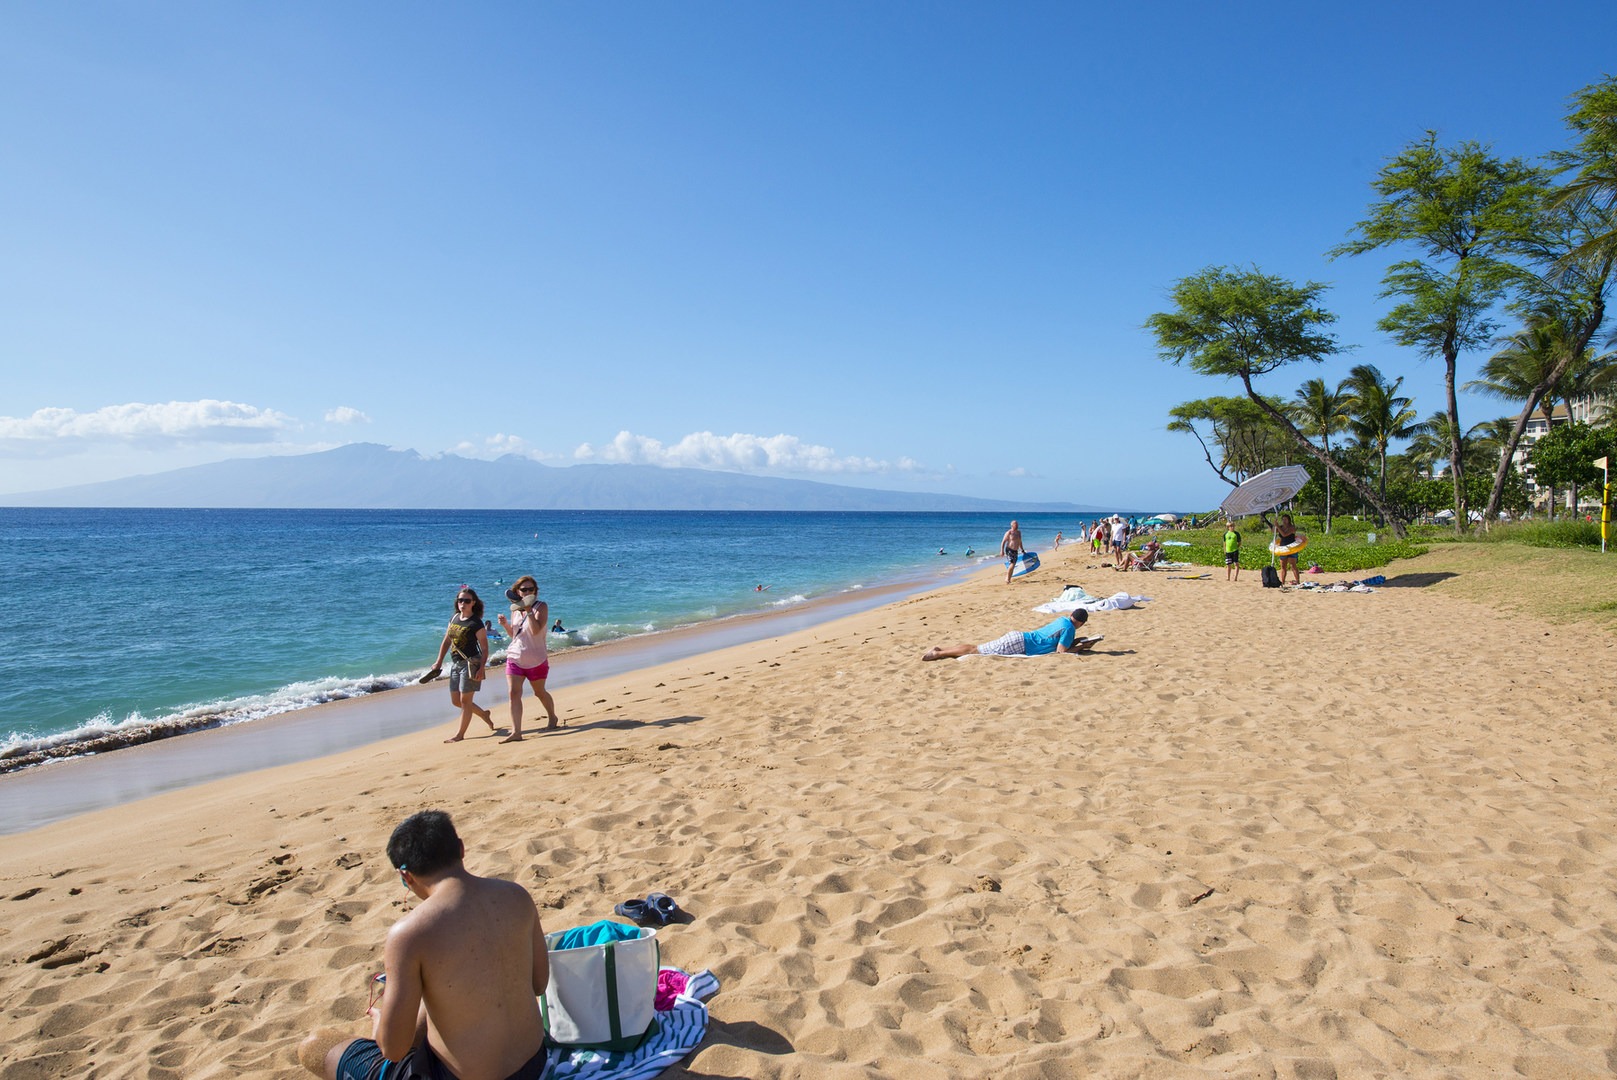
[539, 714, 705, 737]
[1380, 572, 1459, 589]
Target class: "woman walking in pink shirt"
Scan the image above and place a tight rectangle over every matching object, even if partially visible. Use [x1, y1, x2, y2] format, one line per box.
[497, 575, 562, 741]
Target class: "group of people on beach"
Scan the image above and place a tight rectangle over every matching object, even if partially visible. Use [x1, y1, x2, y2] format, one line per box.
[424, 577, 562, 744]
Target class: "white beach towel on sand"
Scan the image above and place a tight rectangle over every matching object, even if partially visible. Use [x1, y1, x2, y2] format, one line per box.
[1034, 591, 1151, 614]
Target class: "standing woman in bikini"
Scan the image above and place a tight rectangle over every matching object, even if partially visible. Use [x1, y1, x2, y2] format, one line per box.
[1272, 513, 1303, 586]
[498, 575, 562, 741]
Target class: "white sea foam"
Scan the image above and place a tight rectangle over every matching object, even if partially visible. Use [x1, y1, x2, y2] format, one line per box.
[0, 670, 416, 767]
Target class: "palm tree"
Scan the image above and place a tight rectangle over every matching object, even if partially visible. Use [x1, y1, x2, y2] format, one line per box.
[1467, 319, 1567, 427]
[1467, 316, 1569, 516]
[1467, 417, 1517, 477]
[1550, 75, 1617, 265]
[1288, 378, 1352, 533]
[1405, 414, 1452, 479]
[1344, 364, 1419, 511]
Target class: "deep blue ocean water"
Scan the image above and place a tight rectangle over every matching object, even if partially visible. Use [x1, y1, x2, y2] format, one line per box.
[0, 508, 1102, 765]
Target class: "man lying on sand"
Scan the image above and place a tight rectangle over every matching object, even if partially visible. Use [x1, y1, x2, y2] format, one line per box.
[299, 810, 550, 1080]
[921, 607, 1099, 661]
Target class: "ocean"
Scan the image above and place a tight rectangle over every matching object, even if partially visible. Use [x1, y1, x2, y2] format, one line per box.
[0, 508, 1102, 771]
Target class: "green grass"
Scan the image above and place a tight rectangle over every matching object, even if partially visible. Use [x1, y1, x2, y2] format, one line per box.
[1158, 514, 1427, 573]
[1154, 513, 1617, 633]
[1387, 541, 1617, 632]
[1463, 520, 1605, 549]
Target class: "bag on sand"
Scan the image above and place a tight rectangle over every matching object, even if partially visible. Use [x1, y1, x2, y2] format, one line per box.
[1260, 566, 1281, 589]
[540, 922, 660, 1051]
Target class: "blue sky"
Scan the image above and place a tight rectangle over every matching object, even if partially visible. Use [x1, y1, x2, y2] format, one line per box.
[3, 2, 1614, 509]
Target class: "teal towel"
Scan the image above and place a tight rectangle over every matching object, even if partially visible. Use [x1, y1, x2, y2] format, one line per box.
[552, 920, 642, 951]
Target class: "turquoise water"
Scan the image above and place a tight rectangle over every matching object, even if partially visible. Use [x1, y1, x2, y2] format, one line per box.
[0, 508, 1103, 766]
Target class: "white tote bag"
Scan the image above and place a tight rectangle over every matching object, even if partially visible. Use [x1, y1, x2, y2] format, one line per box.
[540, 924, 660, 1051]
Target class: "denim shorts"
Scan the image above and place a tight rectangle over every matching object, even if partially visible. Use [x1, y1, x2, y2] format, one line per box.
[449, 658, 481, 693]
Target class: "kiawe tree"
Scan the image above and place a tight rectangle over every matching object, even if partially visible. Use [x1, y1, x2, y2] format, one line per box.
[1146, 265, 1408, 538]
[1167, 396, 1289, 487]
[1332, 133, 1544, 534]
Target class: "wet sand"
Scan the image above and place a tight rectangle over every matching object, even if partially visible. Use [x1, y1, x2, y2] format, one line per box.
[2, 543, 1615, 1078]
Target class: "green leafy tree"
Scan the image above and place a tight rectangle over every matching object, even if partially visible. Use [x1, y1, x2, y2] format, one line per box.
[1288, 377, 1352, 532]
[1343, 364, 1419, 512]
[1333, 134, 1544, 532]
[1146, 266, 1408, 537]
[1167, 396, 1290, 486]
[1383, 472, 1458, 520]
[1529, 421, 1617, 513]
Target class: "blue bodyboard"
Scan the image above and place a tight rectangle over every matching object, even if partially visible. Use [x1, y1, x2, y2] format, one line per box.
[1007, 550, 1041, 578]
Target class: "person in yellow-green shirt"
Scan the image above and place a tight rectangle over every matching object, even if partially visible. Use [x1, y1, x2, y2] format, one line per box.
[1224, 524, 1242, 581]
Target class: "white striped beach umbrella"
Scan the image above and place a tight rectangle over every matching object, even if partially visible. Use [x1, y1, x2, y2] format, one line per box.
[1219, 465, 1310, 519]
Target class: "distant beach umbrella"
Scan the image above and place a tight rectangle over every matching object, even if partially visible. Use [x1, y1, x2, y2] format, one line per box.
[1219, 465, 1310, 519]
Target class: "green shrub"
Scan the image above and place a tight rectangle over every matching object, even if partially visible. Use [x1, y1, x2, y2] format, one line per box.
[1471, 520, 1603, 549]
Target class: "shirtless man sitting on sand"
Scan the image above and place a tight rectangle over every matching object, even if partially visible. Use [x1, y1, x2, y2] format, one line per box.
[921, 607, 1099, 661]
[299, 810, 549, 1080]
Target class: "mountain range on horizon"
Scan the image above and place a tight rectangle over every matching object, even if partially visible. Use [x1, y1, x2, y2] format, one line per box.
[5, 443, 1114, 513]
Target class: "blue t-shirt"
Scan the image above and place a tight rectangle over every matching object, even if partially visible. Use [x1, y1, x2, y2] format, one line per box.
[1023, 616, 1077, 656]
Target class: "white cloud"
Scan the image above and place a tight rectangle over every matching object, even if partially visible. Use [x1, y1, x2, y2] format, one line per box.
[0, 400, 291, 449]
[573, 431, 923, 476]
[447, 434, 565, 462]
[324, 406, 370, 424]
[484, 433, 532, 456]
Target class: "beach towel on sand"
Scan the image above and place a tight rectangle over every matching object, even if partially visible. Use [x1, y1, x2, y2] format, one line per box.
[543, 967, 718, 1080]
[1034, 590, 1152, 614]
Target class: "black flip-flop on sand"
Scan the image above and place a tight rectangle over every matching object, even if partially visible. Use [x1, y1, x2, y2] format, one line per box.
[614, 898, 652, 924]
[646, 893, 681, 925]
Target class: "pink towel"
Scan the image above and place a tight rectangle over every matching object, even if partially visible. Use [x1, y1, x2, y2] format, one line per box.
[655, 969, 689, 1011]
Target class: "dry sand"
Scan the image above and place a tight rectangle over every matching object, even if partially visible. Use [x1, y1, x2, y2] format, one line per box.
[3, 542, 1615, 1079]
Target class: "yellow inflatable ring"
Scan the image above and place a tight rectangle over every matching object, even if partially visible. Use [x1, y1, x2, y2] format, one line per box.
[1269, 535, 1308, 557]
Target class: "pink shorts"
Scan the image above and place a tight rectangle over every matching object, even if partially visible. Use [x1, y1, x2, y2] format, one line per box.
[507, 659, 550, 681]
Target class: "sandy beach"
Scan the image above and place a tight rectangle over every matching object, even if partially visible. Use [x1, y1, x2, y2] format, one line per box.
[3, 541, 1615, 1079]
